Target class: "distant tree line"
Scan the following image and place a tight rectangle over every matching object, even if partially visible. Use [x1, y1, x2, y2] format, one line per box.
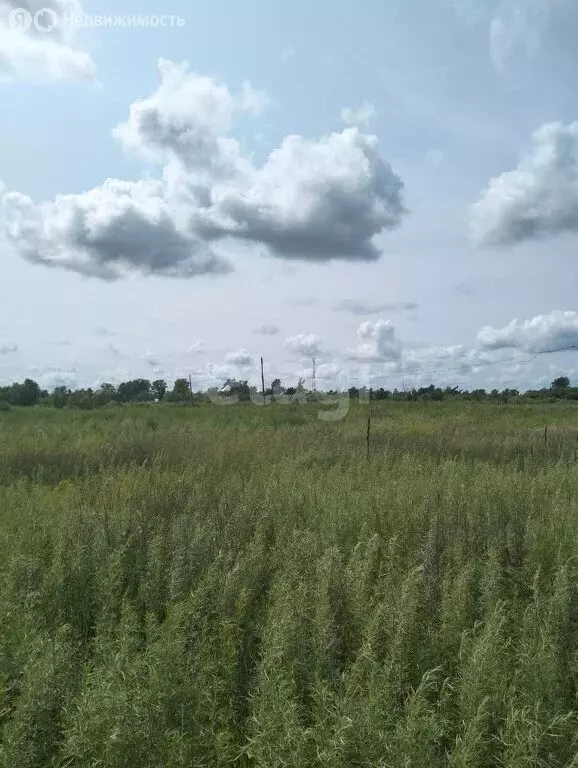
[0, 377, 188, 410]
[0, 375, 576, 410]
[348, 376, 578, 403]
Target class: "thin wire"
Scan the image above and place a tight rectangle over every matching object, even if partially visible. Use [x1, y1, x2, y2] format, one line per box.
[410, 342, 578, 379]
[344, 343, 578, 385]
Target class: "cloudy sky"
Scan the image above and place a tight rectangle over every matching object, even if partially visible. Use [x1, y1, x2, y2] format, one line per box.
[1, 0, 577, 392]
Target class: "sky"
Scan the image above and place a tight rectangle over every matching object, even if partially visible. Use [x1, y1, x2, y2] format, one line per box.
[0, 0, 577, 393]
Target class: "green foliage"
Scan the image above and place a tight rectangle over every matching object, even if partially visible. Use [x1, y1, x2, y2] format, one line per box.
[0, 372, 576, 410]
[551, 376, 570, 390]
[0, 379, 41, 407]
[167, 378, 191, 403]
[0, 401, 576, 766]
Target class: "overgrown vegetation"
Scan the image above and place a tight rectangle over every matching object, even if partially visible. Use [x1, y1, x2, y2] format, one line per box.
[0, 400, 577, 766]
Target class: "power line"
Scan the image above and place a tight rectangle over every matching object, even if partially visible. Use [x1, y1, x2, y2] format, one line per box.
[265, 343, 577, 391]
[406, 342, 578, 380]
[342, 343, 578, 386]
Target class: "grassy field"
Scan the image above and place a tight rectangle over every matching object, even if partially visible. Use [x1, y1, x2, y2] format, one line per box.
[0, 400, 577, 767]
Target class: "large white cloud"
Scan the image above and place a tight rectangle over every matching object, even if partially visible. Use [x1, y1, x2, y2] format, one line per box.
[0, 0, 96, 82]
[198, 127, 406, 261]
[115, 60, 406, 264]
[1, 59, 407, 279]
[471, 121, 578, 246]
[477, 310, 578, 352]
[1, 179, 230, 279]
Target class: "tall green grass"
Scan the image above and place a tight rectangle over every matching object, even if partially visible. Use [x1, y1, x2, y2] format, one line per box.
[0, 401, 577, 766]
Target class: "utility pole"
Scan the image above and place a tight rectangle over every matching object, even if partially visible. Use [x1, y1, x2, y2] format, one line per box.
[261, 357, 266, 399]
[312, 357, 316, 393]
[366, 416, 371, 459]
[189, 374, 194, 405]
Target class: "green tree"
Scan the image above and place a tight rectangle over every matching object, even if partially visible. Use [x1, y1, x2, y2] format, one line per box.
[171, 378, 191, 402]
[69, 388, 95, 409]
[51, 386, 70, 408]
[152, 379, 167, 401]
[94, 383, 116, 406]
[13, 378, 41, 407]
[223, 379, 252, 402]
[551, 376, 570, 389]
[117, 379, 152, 403]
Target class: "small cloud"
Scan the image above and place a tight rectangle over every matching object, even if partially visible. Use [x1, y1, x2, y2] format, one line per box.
[144, 351, 161, 367]
[255, 324, 280, 336]
[341, 101, 377, 127]
[0, 343, 18, 355]
[452, 279, 479, 298]
[351, 319, 403, 362]
[450, 0, 561, 73]
[188, 341, 207, 353]
[240, 81, 269, 116]
[225, 348, 254, 367]
[105, 342, 122, 357]
[288, 296, 319, 307]
[38, 366, 77, 391]
[284, 333, 322, 357]
[333, 298, 418, 316]
[488, 2, 549, 72]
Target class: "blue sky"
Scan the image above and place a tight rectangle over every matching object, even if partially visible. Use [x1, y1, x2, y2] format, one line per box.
[1, 0, 577, 392]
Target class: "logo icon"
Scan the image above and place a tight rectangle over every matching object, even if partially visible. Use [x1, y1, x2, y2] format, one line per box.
[33, 7, 59, 32]
[7, 7, 33, 31]
[6, 7, 60, 33]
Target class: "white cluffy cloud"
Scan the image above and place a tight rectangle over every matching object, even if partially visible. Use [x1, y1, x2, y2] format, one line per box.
[353, 319, 403, 362]
[477, 310, 578, 352]
[472, 121, 578, 247]
[1, 180, 231, 280]
[342, 310, 577, 380]
[284, 334, 322, 358]
[1, 59, 407, 280]
[0, 0, 97, 82]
